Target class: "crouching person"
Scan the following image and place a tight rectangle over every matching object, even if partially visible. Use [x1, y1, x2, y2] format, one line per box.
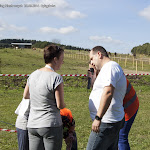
[60, 108, 77, 150]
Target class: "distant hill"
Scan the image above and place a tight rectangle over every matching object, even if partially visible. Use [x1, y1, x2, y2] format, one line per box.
[0, 39, 90, 51]
[131, 43, 150, 55]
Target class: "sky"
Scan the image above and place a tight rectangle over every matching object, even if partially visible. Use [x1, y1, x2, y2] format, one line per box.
[0, 0, 150, 54]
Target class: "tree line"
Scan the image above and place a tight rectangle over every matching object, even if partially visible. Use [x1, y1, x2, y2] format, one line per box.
[1, 39, 150, 55]
[0, 39, 90, 51]
[131, 43, 150, 55]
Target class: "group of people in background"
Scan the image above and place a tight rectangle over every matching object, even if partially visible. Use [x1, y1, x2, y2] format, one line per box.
[15, 45, 139, 150]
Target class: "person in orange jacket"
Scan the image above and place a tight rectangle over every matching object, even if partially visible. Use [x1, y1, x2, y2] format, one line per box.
[118, 78, 139, 150]
[60, 108, 77, 150]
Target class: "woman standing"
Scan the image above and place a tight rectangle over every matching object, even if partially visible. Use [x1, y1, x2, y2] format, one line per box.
[23, 45, 66, 150]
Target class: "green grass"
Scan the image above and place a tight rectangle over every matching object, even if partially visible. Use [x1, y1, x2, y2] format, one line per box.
[0, 80, 150, 150]
[0, 48, 44, 74]
[0, 48, 150, 74]
[0, 48, 89, 74]
[0, 48, 150, 149]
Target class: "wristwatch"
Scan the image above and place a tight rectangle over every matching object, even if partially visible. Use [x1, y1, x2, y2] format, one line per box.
[95, 115, 102, 121]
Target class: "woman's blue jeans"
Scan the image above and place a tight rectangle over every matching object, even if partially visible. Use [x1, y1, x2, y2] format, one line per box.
[16, 128, 29, 150]
[118, 110, 138, 150]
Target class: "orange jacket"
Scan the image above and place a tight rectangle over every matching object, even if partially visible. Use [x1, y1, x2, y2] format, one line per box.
[60, 108, 73, 123]
[123, 79, 139, 121]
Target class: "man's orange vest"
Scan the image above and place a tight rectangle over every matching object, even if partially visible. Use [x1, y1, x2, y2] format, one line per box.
[123, 79, 139, 121]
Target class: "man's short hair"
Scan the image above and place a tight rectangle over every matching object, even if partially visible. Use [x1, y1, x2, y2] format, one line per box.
[92, 46, 109, 57]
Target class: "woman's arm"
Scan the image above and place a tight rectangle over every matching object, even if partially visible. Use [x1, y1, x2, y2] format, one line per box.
[23, 83, 30, 99]
[55, 83, 66, 109]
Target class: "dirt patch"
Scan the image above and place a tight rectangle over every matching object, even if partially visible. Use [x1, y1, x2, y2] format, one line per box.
[123, 69, 150, 74]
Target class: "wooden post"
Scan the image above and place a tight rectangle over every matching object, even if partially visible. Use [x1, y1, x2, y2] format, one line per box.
[79, 53, 81, 59]
[125, 56, 127, 67]
[136, 60, 138, 74]
[118, 59, 119, 64]
[133, 57, 134, 68]
[142, 61, 143, 70]
[0, 58, 1, 74]
[114, 55, 115, 60]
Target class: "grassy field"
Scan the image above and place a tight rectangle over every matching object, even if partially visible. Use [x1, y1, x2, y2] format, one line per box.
[0, 48, 150, 74]
[0, 48, 150, 150]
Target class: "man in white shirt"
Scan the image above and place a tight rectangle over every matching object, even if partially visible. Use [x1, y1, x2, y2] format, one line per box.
[86, 46, 126, 150]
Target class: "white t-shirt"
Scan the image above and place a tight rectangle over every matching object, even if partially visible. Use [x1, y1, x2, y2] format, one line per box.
[89, 61, 126, 123]
[15, 115, 28, 130]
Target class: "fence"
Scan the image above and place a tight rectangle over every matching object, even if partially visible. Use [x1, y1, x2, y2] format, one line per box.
[64, 51, 150, 74]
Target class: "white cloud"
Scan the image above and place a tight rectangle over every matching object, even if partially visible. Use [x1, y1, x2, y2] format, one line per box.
[0, 20, 27, 32]
[40, 26, 78, 34]
[89, 35, 123, 44]
[65, 11, 85, 19]
[139, 5, 150, 21]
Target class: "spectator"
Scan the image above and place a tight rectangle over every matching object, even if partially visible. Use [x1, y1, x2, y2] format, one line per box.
[86, 46, 126, 150]
[15, 98, 30, 150]
[24, 45, 66, 150]
[60, 108, 77, 150]
[86, 67, 139, 150]
[118, 78, 139, 150]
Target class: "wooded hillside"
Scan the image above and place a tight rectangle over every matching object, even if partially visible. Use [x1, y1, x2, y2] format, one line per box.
[131, 43, 150, 55]
[0, 39, 89, 51]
